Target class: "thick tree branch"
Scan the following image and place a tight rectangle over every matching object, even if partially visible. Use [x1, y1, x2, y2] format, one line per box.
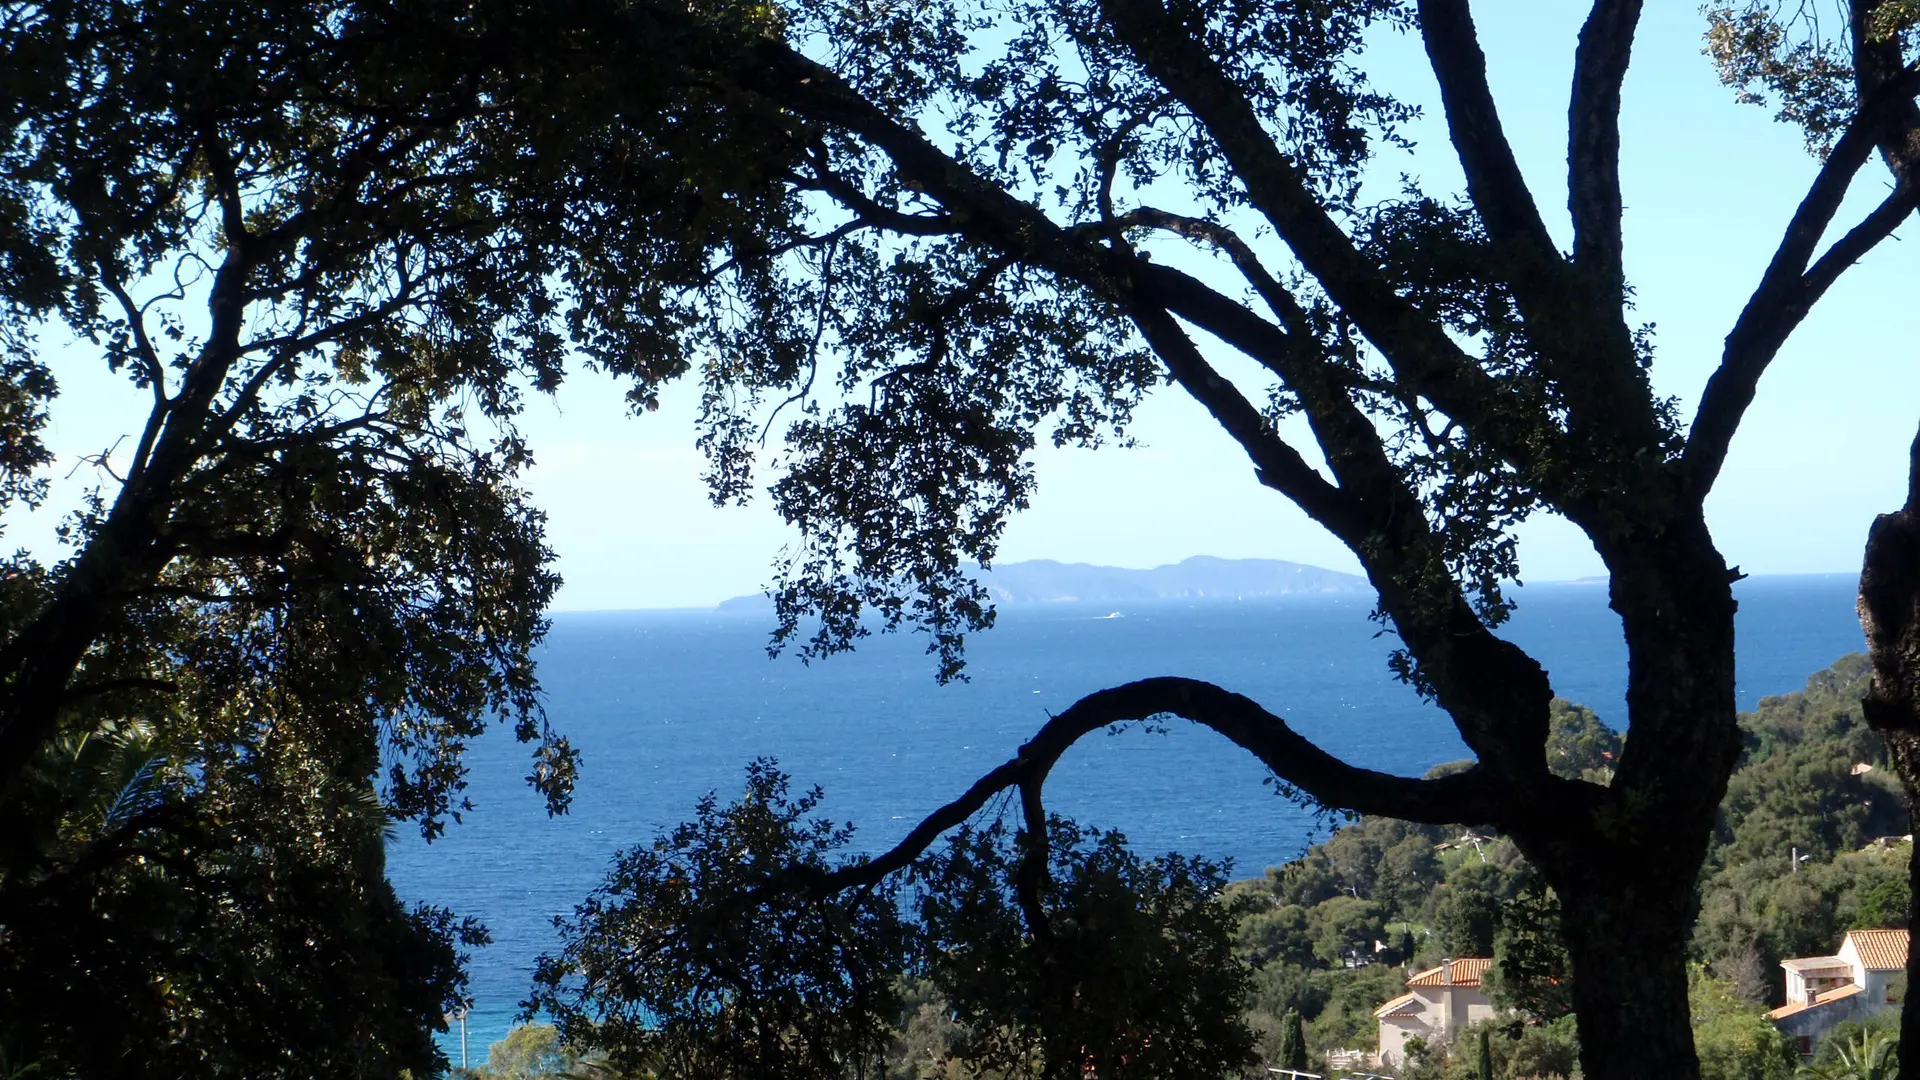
[807, 676, 1507, 895]
[1685, 68, 1920, 496]
[1089, 0, 1572, 489]
[1860, 427, 1920, 731]
[1417, 0, 1564, 276]
[1419, 0, 1661, 464]
[1567, 0, 1642, 299]
[1117, 208, 1312, 334]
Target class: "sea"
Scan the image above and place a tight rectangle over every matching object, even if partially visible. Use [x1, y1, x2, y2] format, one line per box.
[384, 573, 1869, 1059]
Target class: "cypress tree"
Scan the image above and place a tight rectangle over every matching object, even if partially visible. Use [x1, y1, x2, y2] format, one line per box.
[1279, 1009, 1308, 1073]
[1478, 1027, 1495, 1080]
[1395, 928, 1417, 966]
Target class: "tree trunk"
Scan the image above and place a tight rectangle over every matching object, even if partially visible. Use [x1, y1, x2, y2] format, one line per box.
[1511, 525, 1740, 1080]
[1552, 862, 1704, 1080]
[1857, 426, 1920, 1080]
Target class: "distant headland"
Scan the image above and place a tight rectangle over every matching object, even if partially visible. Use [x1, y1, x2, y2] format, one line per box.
[717, 555, 1367, 610]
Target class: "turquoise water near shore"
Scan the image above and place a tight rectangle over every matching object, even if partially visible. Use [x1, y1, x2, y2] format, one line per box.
[386, 574, 1867, 1057]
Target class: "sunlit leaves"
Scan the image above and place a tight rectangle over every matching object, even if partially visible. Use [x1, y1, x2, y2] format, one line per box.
[1702, 0, 1920, 155]
[1704, 3, 1862, 153]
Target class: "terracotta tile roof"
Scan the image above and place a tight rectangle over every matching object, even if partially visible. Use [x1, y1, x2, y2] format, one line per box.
[1768, 1000, 1807, 1021]
[1769, 983, 1865, 1021]
[1406, 958, 1492, 988]
[1374, 992, 1421, 1019]
[1845, 929, 1910, 972]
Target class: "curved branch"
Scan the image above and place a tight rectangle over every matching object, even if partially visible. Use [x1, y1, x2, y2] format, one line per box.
[811, 676, 1508, 894]
[1117, 207, 1311, 335]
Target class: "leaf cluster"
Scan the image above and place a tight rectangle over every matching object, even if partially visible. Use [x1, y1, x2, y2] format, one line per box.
[531, 761, 911, 1080]
[0, 716, 482, 1078]
[914, 817, 1257, 1079]
[536, 764, 1259, 1080]
[1704, 1, 1920, 154]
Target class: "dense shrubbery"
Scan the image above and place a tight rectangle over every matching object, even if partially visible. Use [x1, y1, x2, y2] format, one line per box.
[1234, 654, 1907, 1075]
[1693, 656, 1910, 999]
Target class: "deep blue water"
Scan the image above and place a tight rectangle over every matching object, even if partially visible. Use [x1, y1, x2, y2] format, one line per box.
[386, 573, 1867, 1057]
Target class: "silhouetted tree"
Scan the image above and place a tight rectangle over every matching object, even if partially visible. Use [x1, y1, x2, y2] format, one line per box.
[0, 0, 788, 1069]
[515, 2, 1920, 1077]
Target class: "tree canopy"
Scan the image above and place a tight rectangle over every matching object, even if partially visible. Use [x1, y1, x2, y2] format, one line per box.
[3, 0, 1919, 1076]
[0, 0, 799, 1070]
[496, 1, 1920, 1076]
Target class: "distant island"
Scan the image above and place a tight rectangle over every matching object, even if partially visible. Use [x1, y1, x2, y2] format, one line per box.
[717, 555, 1367, 609]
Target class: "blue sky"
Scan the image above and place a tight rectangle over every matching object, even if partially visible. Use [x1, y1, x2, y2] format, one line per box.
[18, 2, 1920, 610]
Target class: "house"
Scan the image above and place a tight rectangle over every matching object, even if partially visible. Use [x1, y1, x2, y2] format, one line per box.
[1375, 958, 1496, 1067]
[1769, 928, 1908, 1054]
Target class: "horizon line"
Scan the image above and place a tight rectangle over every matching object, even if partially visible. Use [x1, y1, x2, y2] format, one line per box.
[549, 567, 1864, 616]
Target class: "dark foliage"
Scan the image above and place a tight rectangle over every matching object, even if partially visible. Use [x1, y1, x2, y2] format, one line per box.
[0, 0, 801, 1070]
[531, 762, 910, 1080]
[537, 765, 1256, 1080]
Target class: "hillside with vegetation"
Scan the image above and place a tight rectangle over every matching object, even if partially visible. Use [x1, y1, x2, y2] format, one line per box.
[1190, 652, 1907, 1080]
